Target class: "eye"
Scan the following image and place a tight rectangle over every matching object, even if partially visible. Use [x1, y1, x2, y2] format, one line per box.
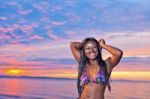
[93, 46, 97, 48]
[85, 46, 97, 50]
[92, 46, 97, 49]
[85, 47, 90, 50]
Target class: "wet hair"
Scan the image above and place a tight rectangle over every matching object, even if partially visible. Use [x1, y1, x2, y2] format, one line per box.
[77, 37, 110, 97]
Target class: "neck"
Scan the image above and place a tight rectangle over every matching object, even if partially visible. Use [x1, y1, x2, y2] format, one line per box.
[88, 59, 98, 65]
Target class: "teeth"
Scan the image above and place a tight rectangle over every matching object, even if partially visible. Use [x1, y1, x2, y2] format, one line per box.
[90, 53, 95, 56]
[90, 52, 95, 54]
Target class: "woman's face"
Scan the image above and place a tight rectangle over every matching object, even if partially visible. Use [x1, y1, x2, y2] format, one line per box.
[84, 41, 99, 60]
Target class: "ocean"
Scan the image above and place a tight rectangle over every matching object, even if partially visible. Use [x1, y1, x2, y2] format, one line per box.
[0, 78, 149, 99]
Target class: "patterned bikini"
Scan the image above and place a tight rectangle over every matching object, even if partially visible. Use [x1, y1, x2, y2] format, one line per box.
[80, 66, 106, 86]
[78, 58, 112, 98]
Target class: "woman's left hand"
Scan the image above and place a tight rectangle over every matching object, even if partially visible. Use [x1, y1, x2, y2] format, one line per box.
[99, 38, 105, 47]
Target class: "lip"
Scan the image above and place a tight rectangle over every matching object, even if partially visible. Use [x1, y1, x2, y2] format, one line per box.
[88, 52, 96, 57]
[89, 53, 95, 55]
[89, 52, 96, 54]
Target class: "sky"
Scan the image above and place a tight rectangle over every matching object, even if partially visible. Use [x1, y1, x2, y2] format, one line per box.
[0, 0, 150, 81]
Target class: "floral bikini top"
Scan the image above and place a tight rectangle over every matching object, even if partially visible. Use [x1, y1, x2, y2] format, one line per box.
[78, 58, 112, 98]
[80, 66, 106, 85]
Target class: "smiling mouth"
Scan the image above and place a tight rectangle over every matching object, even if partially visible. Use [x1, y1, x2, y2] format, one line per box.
[89, 52, 96, 57]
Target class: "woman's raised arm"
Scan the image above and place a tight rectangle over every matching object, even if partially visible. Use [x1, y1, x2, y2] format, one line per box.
[99, 38, 123, 69]
[70, 42, 81, 63]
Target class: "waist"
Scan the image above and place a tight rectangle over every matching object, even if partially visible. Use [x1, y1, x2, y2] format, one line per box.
[80, 83, 106, 99]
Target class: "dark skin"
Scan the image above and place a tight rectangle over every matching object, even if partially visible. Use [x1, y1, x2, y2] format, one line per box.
[70, 38, 123, 99]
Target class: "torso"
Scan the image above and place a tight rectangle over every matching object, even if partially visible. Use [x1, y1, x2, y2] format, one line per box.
[80, 65, 108, 99]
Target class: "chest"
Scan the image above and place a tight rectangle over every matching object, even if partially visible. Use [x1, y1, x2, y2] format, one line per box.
[83, 66, 105, 80]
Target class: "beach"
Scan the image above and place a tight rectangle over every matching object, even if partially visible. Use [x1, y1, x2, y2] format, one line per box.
[0, 78, 149, 99]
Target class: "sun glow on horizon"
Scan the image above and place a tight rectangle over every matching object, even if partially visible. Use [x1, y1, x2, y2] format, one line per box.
[1, 69, 150, 81]
[111, 71, 150, 81]
[48, 71, 150, 81]
[5, 69, 24, 76]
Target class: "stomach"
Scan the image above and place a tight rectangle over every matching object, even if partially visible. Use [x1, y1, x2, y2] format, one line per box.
[80, 82, 106, 99]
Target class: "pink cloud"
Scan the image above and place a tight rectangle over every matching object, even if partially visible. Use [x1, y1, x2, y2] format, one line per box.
[0, 16, 7, 20]
[51, 21, 66, 26]
[0, 34, 11, 39]
[0, 25, 37, 41]
[65, 31, 77, 38]
[124, 46, 150, 57]
[18, 18, 28, 24]
[65, 13, 81, 22]
[33, 2, 49, 11]
[12, 24, 20, 28]
[64, 1, 76, 7]
[0, 35, 11, 39]
[8, 39, 26, 45]
[0, 25, 34, 34]
[51, 6, 62, 12]
[10, 32, 22, 39]
[0, 57, 45, 66]
[21, 25, 33, 32]
[48, 33, 62, 41]
[0, 27, 14, 33]
[8, 1, 18, 6]
[18, 9, 32, 15]
[0, 43, 39, 52]
[30, 35, 44, 40]
[0, 52, 50, 67]
[41, 16, 50, 22]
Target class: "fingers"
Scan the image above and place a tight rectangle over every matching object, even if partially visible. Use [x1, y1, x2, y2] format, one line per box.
[99, 38, 105, 44]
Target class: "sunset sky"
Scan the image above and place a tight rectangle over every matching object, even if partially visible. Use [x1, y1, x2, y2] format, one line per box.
[0, 0, 150, 81]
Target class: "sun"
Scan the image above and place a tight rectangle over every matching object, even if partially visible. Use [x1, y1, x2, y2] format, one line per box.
[5, 69, 23, 76]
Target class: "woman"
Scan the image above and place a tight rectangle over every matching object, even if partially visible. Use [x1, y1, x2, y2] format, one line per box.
[70, 37, 123, 99]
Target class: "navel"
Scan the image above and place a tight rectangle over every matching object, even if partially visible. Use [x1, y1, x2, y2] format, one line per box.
[87, 95, 90, 98]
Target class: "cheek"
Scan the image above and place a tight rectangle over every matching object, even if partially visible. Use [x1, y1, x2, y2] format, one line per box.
[94, 48, 98, 53]
[84, 51, 88, 56]
[84, 51, 89, 57]
[94, 49, 99, 56]
[84, 50, 88, 53]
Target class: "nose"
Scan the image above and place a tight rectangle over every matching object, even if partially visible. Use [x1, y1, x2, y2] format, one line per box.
[89, 48, 94, 52]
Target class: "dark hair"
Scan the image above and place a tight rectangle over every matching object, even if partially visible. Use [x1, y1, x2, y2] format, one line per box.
[77, 37, 110, 97]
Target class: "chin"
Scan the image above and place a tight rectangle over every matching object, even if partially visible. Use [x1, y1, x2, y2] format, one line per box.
[88, 56, 98, 60]
[91, 58, 97, 60]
